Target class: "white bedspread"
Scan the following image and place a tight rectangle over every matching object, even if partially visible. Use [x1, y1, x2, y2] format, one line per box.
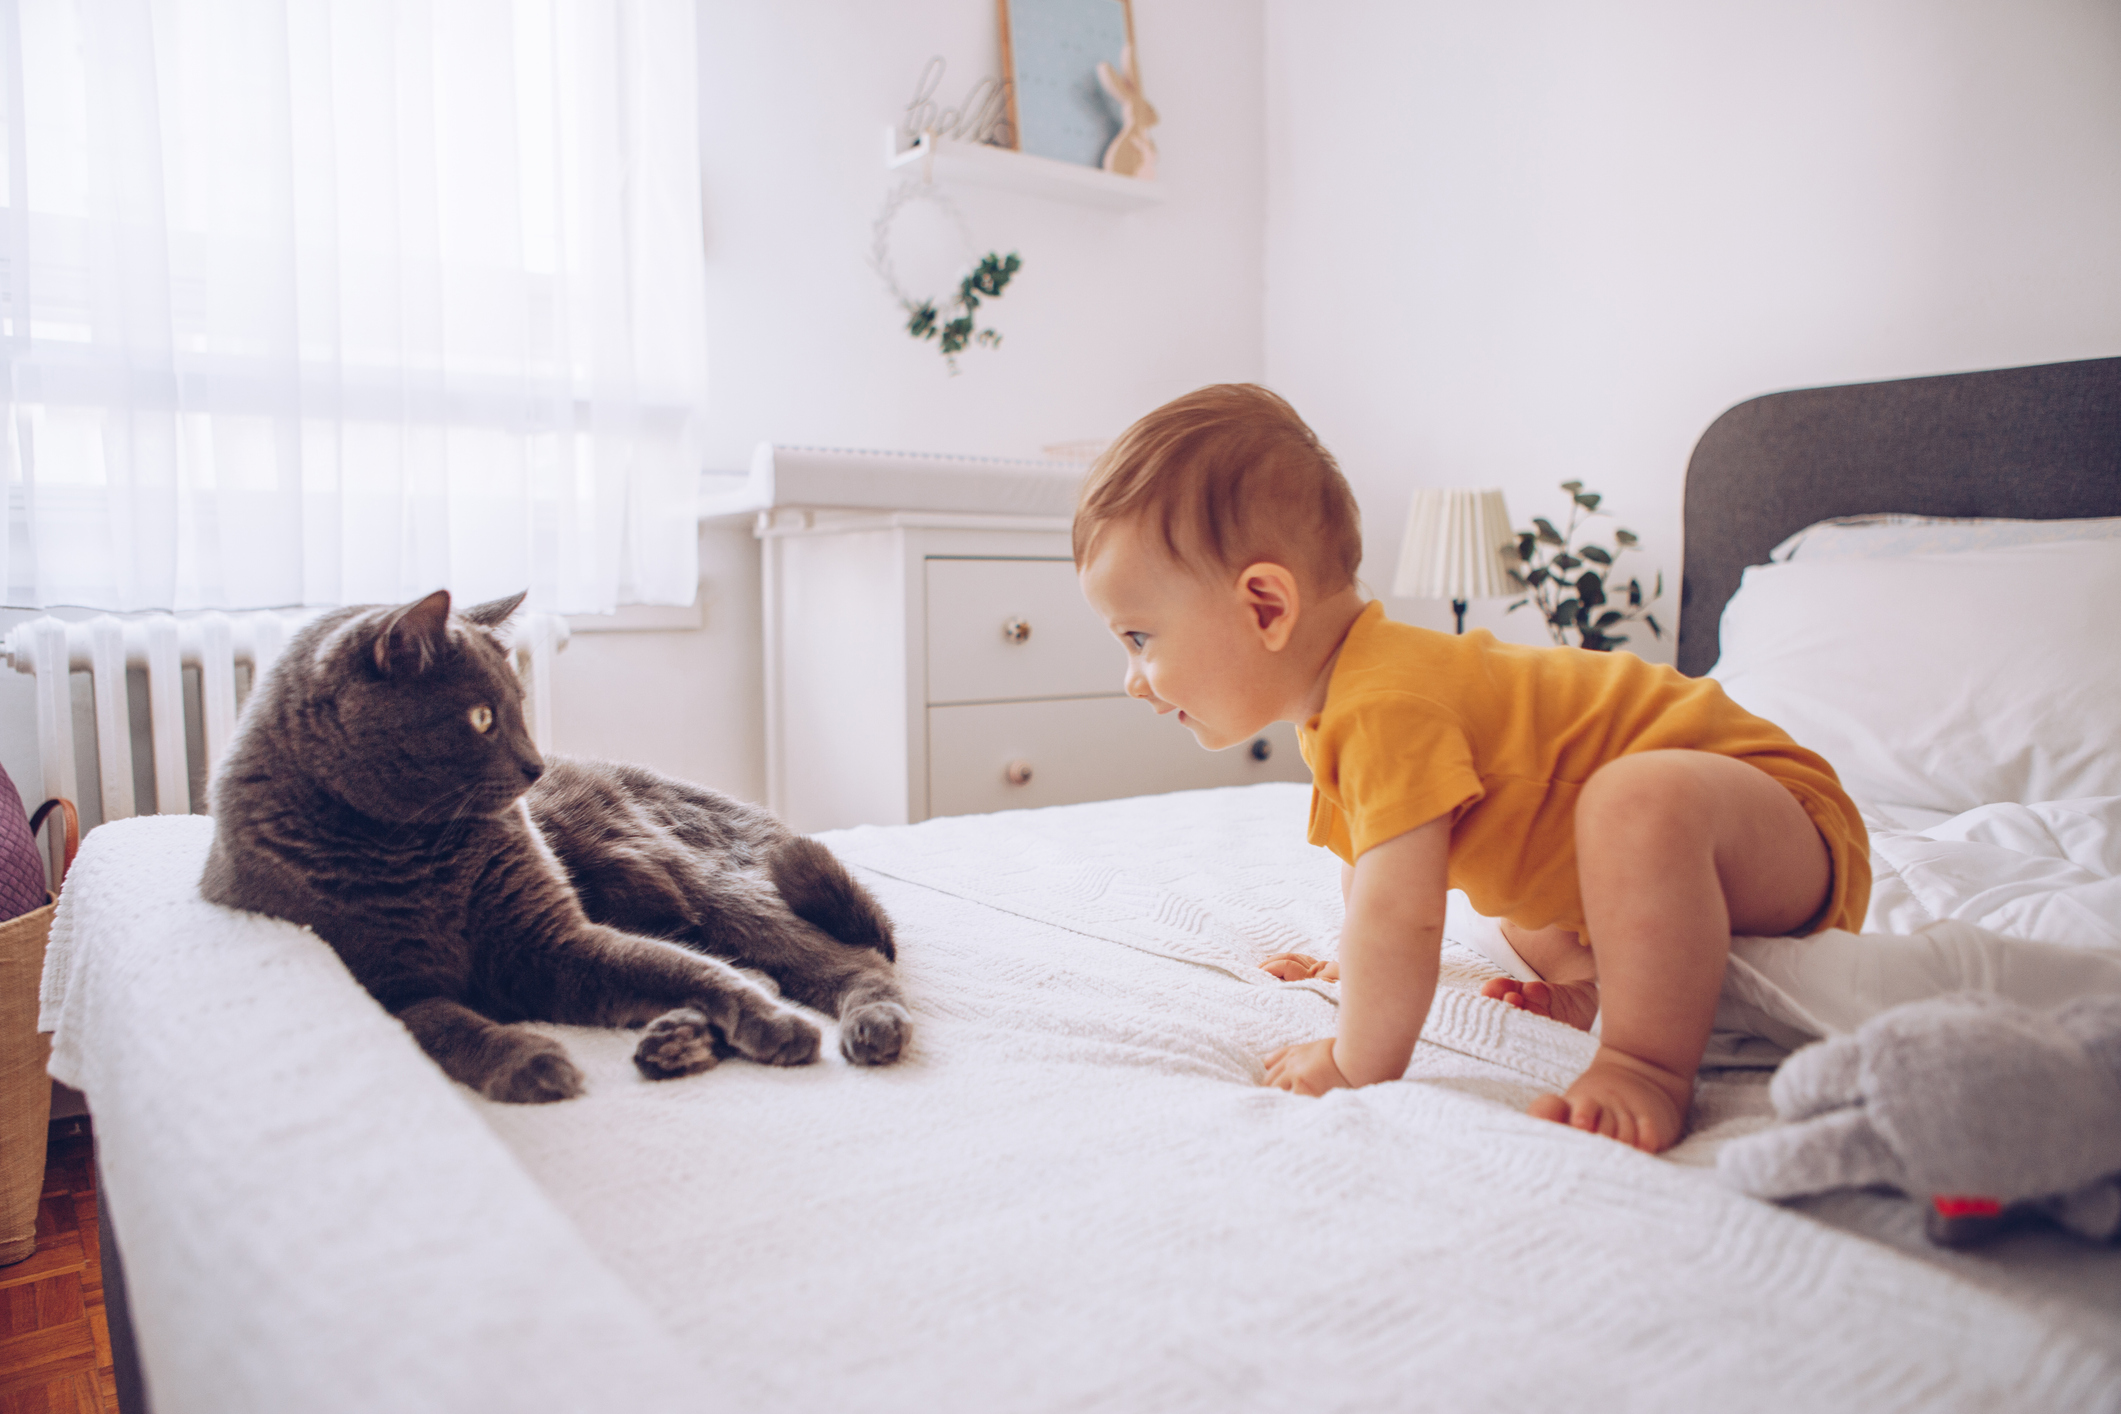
[1714, 796, 2121, 1046]
[1868, 796, 2121, 947]
[43, 787, 2121, 1413]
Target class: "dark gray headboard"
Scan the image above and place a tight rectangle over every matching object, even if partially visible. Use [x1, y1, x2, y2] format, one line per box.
[1677, 356, 2121, 676]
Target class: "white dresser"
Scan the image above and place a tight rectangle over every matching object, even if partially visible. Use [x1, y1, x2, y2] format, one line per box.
[758, 506, 1310, 833]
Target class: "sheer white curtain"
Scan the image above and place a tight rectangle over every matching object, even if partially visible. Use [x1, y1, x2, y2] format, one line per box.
[0, 0, 705, 614]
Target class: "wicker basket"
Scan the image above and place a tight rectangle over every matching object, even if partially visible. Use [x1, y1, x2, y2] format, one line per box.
[1, 797, 77, 1266]
[0, 896, 56, 1265]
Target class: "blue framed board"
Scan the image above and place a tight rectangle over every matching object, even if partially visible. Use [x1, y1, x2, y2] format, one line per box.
[1001, 0, 1134, 169]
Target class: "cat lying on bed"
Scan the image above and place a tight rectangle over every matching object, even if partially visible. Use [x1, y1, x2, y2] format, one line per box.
[200, 589, 910, 1103]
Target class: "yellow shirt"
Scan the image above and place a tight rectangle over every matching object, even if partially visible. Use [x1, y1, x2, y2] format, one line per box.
[1297, 602, 1869, 938]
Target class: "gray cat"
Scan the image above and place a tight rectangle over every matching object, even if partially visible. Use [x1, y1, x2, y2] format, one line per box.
[200, 589, 910, 1102]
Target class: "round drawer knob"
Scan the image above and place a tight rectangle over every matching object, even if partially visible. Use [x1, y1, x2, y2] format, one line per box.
[1004, 759, 1034, 786]
[1001, 616, 1031, 644]
[1249, 737, 1272, 762]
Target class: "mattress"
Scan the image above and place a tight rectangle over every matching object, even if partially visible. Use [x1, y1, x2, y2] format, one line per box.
[42, 784, 2121, 1414]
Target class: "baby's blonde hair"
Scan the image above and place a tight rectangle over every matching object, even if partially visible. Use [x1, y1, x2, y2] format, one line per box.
[1072, 383, 1362, 592]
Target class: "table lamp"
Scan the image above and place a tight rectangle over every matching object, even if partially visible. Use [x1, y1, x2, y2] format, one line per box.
[1393, 488, 1518, 634]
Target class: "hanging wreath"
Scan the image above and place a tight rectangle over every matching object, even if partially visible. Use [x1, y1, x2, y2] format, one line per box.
[869, 177, 1022, 374]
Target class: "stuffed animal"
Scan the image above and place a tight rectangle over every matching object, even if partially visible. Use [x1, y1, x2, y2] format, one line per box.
[1718, 991, 2121, 1245]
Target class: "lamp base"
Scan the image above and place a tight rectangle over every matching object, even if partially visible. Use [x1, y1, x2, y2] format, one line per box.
[1452, 598, 1468, 635]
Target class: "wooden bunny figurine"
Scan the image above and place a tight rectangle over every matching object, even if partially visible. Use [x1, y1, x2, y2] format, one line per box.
[1097, 45, 1158, 179]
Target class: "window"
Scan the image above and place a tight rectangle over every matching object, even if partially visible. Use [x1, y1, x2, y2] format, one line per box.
[0, 0, 706, 613]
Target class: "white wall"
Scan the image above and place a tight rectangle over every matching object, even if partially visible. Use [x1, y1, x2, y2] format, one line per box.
[547, 0, 1272, 797]
[1262, 0, 2121, 657]
[694, 0, 1268, 466]
[544, 520, 766, 796]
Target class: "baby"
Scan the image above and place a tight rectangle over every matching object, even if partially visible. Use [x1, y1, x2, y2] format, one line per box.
[1072, 384, 1869, 1153]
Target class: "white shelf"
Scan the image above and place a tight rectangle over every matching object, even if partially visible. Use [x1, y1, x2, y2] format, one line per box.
[883, 129, 1162, 212]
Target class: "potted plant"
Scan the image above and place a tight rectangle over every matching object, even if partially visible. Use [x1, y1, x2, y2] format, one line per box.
[1507, 482, 1663, 652]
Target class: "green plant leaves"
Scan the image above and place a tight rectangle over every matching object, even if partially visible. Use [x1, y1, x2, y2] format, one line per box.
[1506, 482, 1666, 651]
[959, 251, 1022, 310]
[905, 251, 1022, 370]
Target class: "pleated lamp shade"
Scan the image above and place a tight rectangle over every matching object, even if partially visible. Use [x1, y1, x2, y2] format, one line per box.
[1392, 488, 1518, 601]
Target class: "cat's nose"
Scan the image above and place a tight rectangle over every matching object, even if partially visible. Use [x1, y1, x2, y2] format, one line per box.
[516, 748, 545, 785]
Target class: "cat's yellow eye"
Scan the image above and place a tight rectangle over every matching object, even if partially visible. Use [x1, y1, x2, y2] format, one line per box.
[468, 705, 493, 734]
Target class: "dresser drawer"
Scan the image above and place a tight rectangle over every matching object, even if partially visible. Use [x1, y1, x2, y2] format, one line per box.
[925, 558, 1120, 705]
[927, 697, 1309, 817]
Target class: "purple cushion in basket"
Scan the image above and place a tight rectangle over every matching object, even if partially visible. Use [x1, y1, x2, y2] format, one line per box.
[0, 764, 48, 920]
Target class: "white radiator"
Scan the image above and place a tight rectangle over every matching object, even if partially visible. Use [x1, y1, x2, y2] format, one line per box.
[2, 609, 570, 824]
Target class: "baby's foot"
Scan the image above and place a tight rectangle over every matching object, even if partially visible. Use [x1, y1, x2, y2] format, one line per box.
[1480, 976, 1599, 1031]
[1528, 1046, 1693, 1153]
[1261, 952, 1339, 982]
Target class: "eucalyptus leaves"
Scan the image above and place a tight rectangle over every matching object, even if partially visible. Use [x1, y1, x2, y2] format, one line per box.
[903, 251, 1023, 369]
[869, 180, 1024, 374]
[1507, 481, 1664, 652]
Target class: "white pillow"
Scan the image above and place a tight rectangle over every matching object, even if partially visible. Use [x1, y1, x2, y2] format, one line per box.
[1768, 513, 2121, 563]
[1710, 538, 2121, 816]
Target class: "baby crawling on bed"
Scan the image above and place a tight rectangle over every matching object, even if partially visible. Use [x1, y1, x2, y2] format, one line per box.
[1072, 384, 1870, 1153]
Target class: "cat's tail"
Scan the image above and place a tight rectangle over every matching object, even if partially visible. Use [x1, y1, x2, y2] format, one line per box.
[768, 837, 897, 962]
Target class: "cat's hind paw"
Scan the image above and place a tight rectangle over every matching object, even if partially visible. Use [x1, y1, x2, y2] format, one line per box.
[484, 1038, 585, 1104]
[725, 1003, 822, 1068]
[839, 1001, 911, 1066]
[633, 1007, 726, 1079]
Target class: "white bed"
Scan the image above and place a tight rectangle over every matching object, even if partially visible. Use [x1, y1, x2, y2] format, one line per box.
[38, 357, 2121, 1412]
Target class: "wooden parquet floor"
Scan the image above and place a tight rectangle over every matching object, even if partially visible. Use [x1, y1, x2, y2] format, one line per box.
[0, 1122, 115, 1414]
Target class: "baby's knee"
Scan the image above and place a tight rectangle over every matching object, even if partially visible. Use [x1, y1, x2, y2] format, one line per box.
[1576, 751, 1717, 840]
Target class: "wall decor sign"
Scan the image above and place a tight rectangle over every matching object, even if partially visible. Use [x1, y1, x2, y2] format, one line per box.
[898, 55, 1014, 150]
[999, 0, 1139, 170]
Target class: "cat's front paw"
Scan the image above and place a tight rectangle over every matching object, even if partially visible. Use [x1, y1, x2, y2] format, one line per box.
[725, 1002, 822, 1068]
[839, 1001, 911, 1066]
[633, 1007, 725, 1080]
[484, 1038, 584, 1104]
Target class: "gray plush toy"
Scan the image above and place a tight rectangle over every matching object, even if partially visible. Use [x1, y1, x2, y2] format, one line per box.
[1718, 991, 2121, 1245]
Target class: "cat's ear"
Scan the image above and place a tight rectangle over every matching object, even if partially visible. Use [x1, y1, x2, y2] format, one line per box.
[373, 589, 452, 676]
[461, 591, 527, 629]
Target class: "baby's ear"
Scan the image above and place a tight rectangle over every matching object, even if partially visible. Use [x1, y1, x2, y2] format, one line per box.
[1237, 562, 1301, 650]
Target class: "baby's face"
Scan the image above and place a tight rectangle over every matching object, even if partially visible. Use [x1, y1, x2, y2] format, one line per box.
[1077, 518, 1281, 752]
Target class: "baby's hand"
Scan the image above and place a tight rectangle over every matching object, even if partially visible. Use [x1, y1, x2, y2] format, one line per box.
[1263, 1037, 1351, 1096]
[1260, 952, 1340, 982]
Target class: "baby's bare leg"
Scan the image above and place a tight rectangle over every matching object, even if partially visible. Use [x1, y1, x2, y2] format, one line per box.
[1532, 751, 1830, 1153]
[1479, 922, 1601, 1029]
